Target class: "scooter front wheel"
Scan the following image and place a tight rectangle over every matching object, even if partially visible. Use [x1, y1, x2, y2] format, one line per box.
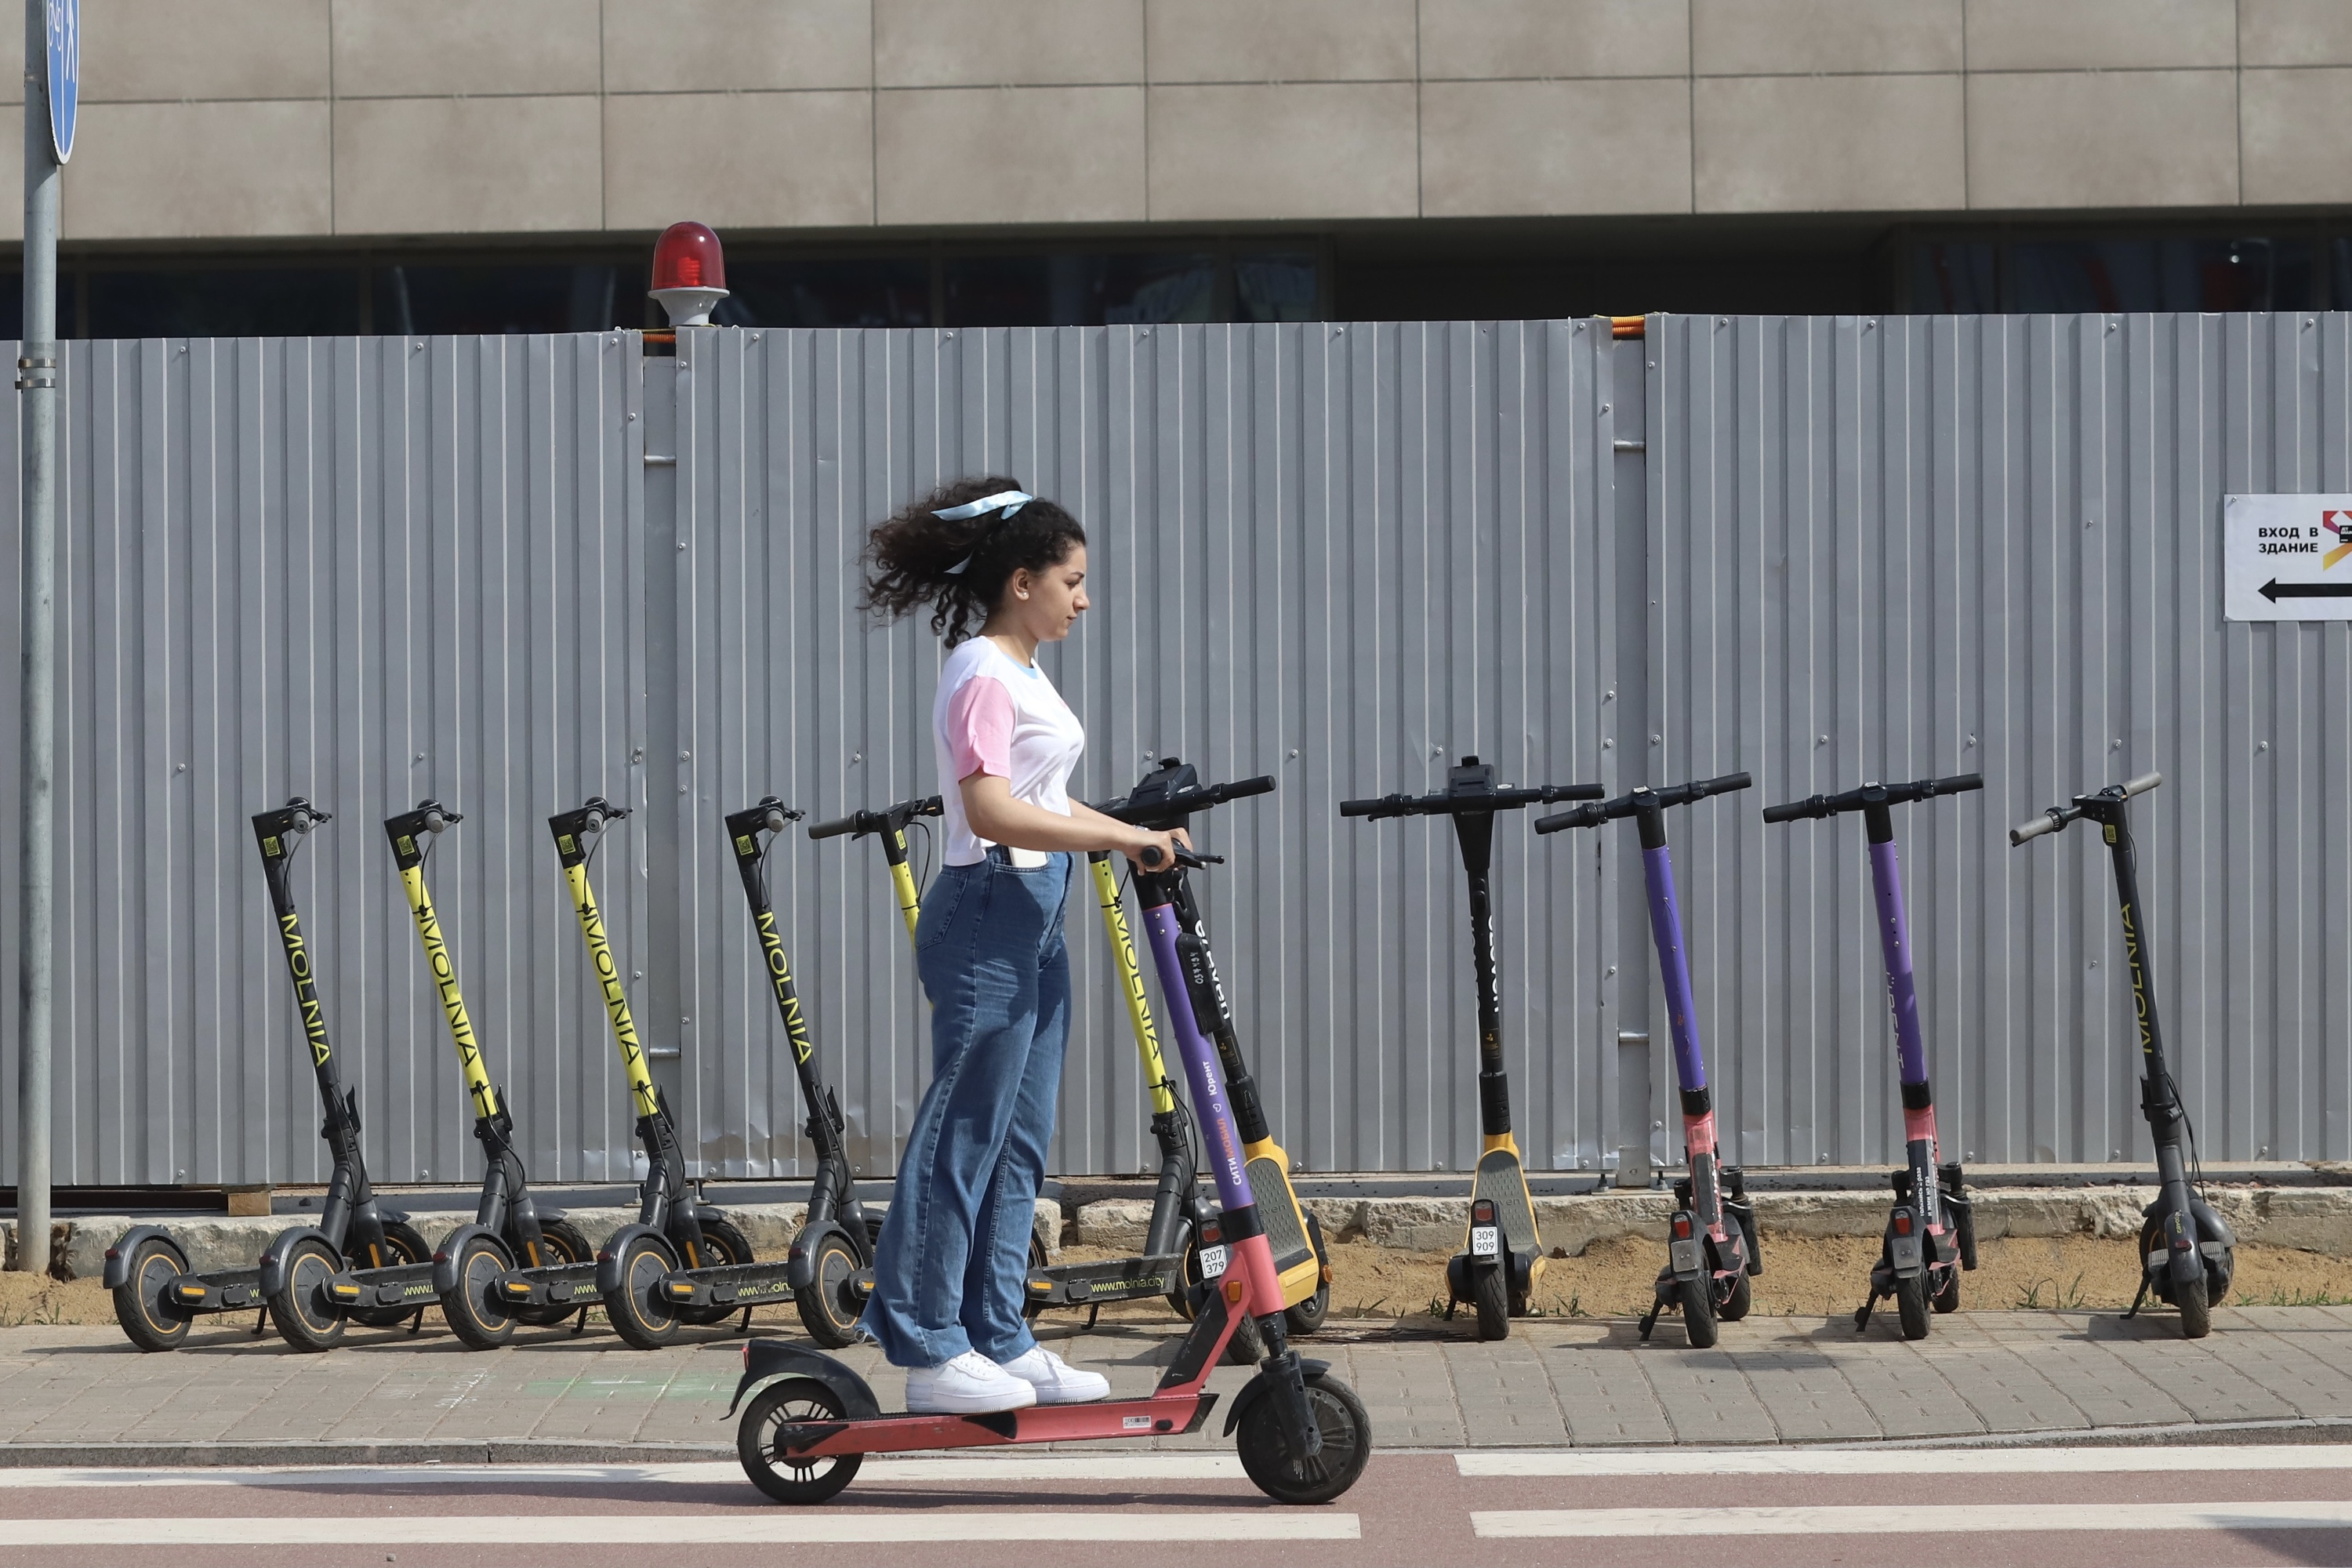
[2177, 1275, 2212, 1339]
[794, 1229, 865, 1349]
[111, 1235, 193, 1352]
[1679, 1274, 1718, 1349]
[1236, 1372, 1371, 1505]
[676, 1218, 755, 1327]
[738, 1377, 863, 1504]
[442, 1232, 517, 1351]
[267, 1237, 350, 1352]
[605, 1233, 683, 1350]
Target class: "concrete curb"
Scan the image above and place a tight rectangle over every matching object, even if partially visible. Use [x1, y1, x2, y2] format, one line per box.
[2, 1200, 1064, 1281]
[1070, 1185, 2352, 1257]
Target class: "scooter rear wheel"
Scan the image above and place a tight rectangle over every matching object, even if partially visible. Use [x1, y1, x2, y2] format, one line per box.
[605, 1232, 683, 1350]
[1284, 1213, 1332, 1336]
[1470, 1264, 1509, 1341]
[1236, 1371, 1371, 1505]
[1895, 1271, 1930, 1341]
[738, 1377, 862, 1504]
[509, 1219, 594, 1328]
[267, 1236, 349, 1353]
[111, 1235, 193, 1352]
[794, 1229, 865, 1349]
[350, 1221, 434, 1329]
[1679, 1274, 1718, 1349]
[442, 1232, 517, 1351]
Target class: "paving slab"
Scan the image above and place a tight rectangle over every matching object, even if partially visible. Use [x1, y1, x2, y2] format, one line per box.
[5, 1307, 2352, 1462]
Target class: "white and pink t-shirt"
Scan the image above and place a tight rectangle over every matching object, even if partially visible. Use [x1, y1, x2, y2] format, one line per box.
[932, 636, 1086, 867]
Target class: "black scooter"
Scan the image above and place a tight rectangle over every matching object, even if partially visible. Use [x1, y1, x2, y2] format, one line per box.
[106, 801, 427, 1352]
[374, 801, 597, 1350]
[715, 797, 882, 1348]
[2011, 771, 2236, 1338]
[1341, 757, 1603, 1341]
[491, 797, 754, 1348]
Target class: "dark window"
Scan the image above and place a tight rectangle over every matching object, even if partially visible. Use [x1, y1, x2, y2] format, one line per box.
[1235, 253, 1319, 321]
[943, 253, 1221, 327]
[2005, 238, 2314, 314]
[373, 264, 629, 336]
[84, 268, 361, 339]
[0, 272, 77, 341]
[1907, 243, 1997, 314]
[711, 259, 931, 328]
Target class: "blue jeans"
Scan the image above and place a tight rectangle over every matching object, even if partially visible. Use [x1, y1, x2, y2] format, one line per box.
[860, 848, 1073, 1367]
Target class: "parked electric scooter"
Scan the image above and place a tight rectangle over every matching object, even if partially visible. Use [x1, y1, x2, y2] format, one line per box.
[106, 800, 427, 1352]
[490, 797, 755, 1348]
[368, 801, 597, 1350]
[2011, 771, 2235, 1338]
[1762, 775, 1982, 1339]
[713, 796, 883, 1348]
[1537, 774, 1761, 1348]
[726, 843, 1370, 1508]
[1341, 757, 1604, 1341]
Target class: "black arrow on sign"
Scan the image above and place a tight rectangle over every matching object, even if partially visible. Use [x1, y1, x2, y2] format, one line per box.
[2259, 578, 2352, 601]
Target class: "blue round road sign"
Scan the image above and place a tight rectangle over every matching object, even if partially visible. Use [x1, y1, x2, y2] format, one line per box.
[45, 0, 76, 163]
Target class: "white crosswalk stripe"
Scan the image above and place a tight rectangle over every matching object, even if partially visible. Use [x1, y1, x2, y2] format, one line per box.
[0, 1512, 1359, 1545]
[1474, 1501, 2352, 1538]
[0, 1454, 1245, 1488]
[1458, 1443, 2352, 1478]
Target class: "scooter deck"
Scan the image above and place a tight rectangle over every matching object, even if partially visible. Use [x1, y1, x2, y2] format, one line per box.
[776, 1391, 1221, 1459]
[326, 1261, 441, 1314]
[663, 1261, 800, 1311]
[1025, 1253, 1185, 1308]
[498, 1261, 602, 1309]
[1242, 1156, 1321, 1299]
[163, 1266, 266, 1314]
[1472, 1149, 1542, 1258]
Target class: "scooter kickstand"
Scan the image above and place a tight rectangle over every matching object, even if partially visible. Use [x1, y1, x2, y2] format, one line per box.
[252, 1308, 268, 1338]
[2122, 1276, 2150, 1321]
[410, 1309, 426, 1335]
[572, 1307, 589, 1336]
[1636, 1301, 1662, 1341]
[737, 1306, 753, 1335]
[1853, 1295, 1879, 1333]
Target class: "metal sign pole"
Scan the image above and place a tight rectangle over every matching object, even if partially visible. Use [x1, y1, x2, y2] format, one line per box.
[13, 0, 64, 1276]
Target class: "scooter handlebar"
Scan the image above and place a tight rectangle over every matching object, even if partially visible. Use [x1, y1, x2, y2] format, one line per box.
[2009, 808, 2069, 845]
[1339, 779, 1604, 821]
[1761, 771, 1983, 825]
[2122, 771, 2164, 798]
[806, 795, 942, 841]
[1533, 771, 1751, 834]
[1094, 774, 1276, 826]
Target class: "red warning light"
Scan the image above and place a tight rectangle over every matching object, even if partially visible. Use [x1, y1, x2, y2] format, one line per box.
[649, 221, 730, 327]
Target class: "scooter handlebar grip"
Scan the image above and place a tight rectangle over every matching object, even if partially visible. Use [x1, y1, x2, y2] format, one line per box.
[1759, 799, 1816, 824]
[1698, 771, 1755, 799]
[1338, 796, 1392, 818]
[804, 813, 862, 840]
[1533, 805, 1594, 834]
[2009, 810, 2063, 846]
[1139, 844, 1166, 868]
[1214, 775, 1277, 803]
[2122, 771, 2164, 798]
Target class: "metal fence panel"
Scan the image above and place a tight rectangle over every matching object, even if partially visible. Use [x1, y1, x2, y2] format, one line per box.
[1650, 311, 2352, 1167]
[669, 321, 1620, 1181]
[0, 332, 646, 1187]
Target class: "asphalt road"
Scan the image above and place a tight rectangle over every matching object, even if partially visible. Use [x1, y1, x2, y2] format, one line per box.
[5, 1446, 2352, 1566]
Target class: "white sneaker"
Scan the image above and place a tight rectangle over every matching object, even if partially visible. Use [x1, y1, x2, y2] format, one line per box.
[999, 1345, 1112, 1405]
[905, 1352, 1038, 1415]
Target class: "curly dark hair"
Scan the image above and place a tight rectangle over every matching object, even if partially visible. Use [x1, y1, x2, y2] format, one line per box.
[859, 476, 1087, 646]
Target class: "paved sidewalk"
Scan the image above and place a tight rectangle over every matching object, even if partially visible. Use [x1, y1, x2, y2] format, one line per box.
[5, 1308, 2351, 1464]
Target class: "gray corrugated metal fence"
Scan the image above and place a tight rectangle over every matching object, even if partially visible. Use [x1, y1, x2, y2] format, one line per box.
[1649, 311, 2351, 1169]
[2, 315, 2344, 1185]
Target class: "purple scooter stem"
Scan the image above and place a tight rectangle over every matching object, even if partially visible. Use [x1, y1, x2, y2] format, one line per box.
[1643, 842, 1711, 1098]
[1142, 902, 1257, 1216]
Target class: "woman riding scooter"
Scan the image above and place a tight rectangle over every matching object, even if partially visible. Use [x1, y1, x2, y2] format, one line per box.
[855, 477, 1183, 1415]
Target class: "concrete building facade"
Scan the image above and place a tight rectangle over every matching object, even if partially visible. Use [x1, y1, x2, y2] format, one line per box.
[13, 2, 2352, 328]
